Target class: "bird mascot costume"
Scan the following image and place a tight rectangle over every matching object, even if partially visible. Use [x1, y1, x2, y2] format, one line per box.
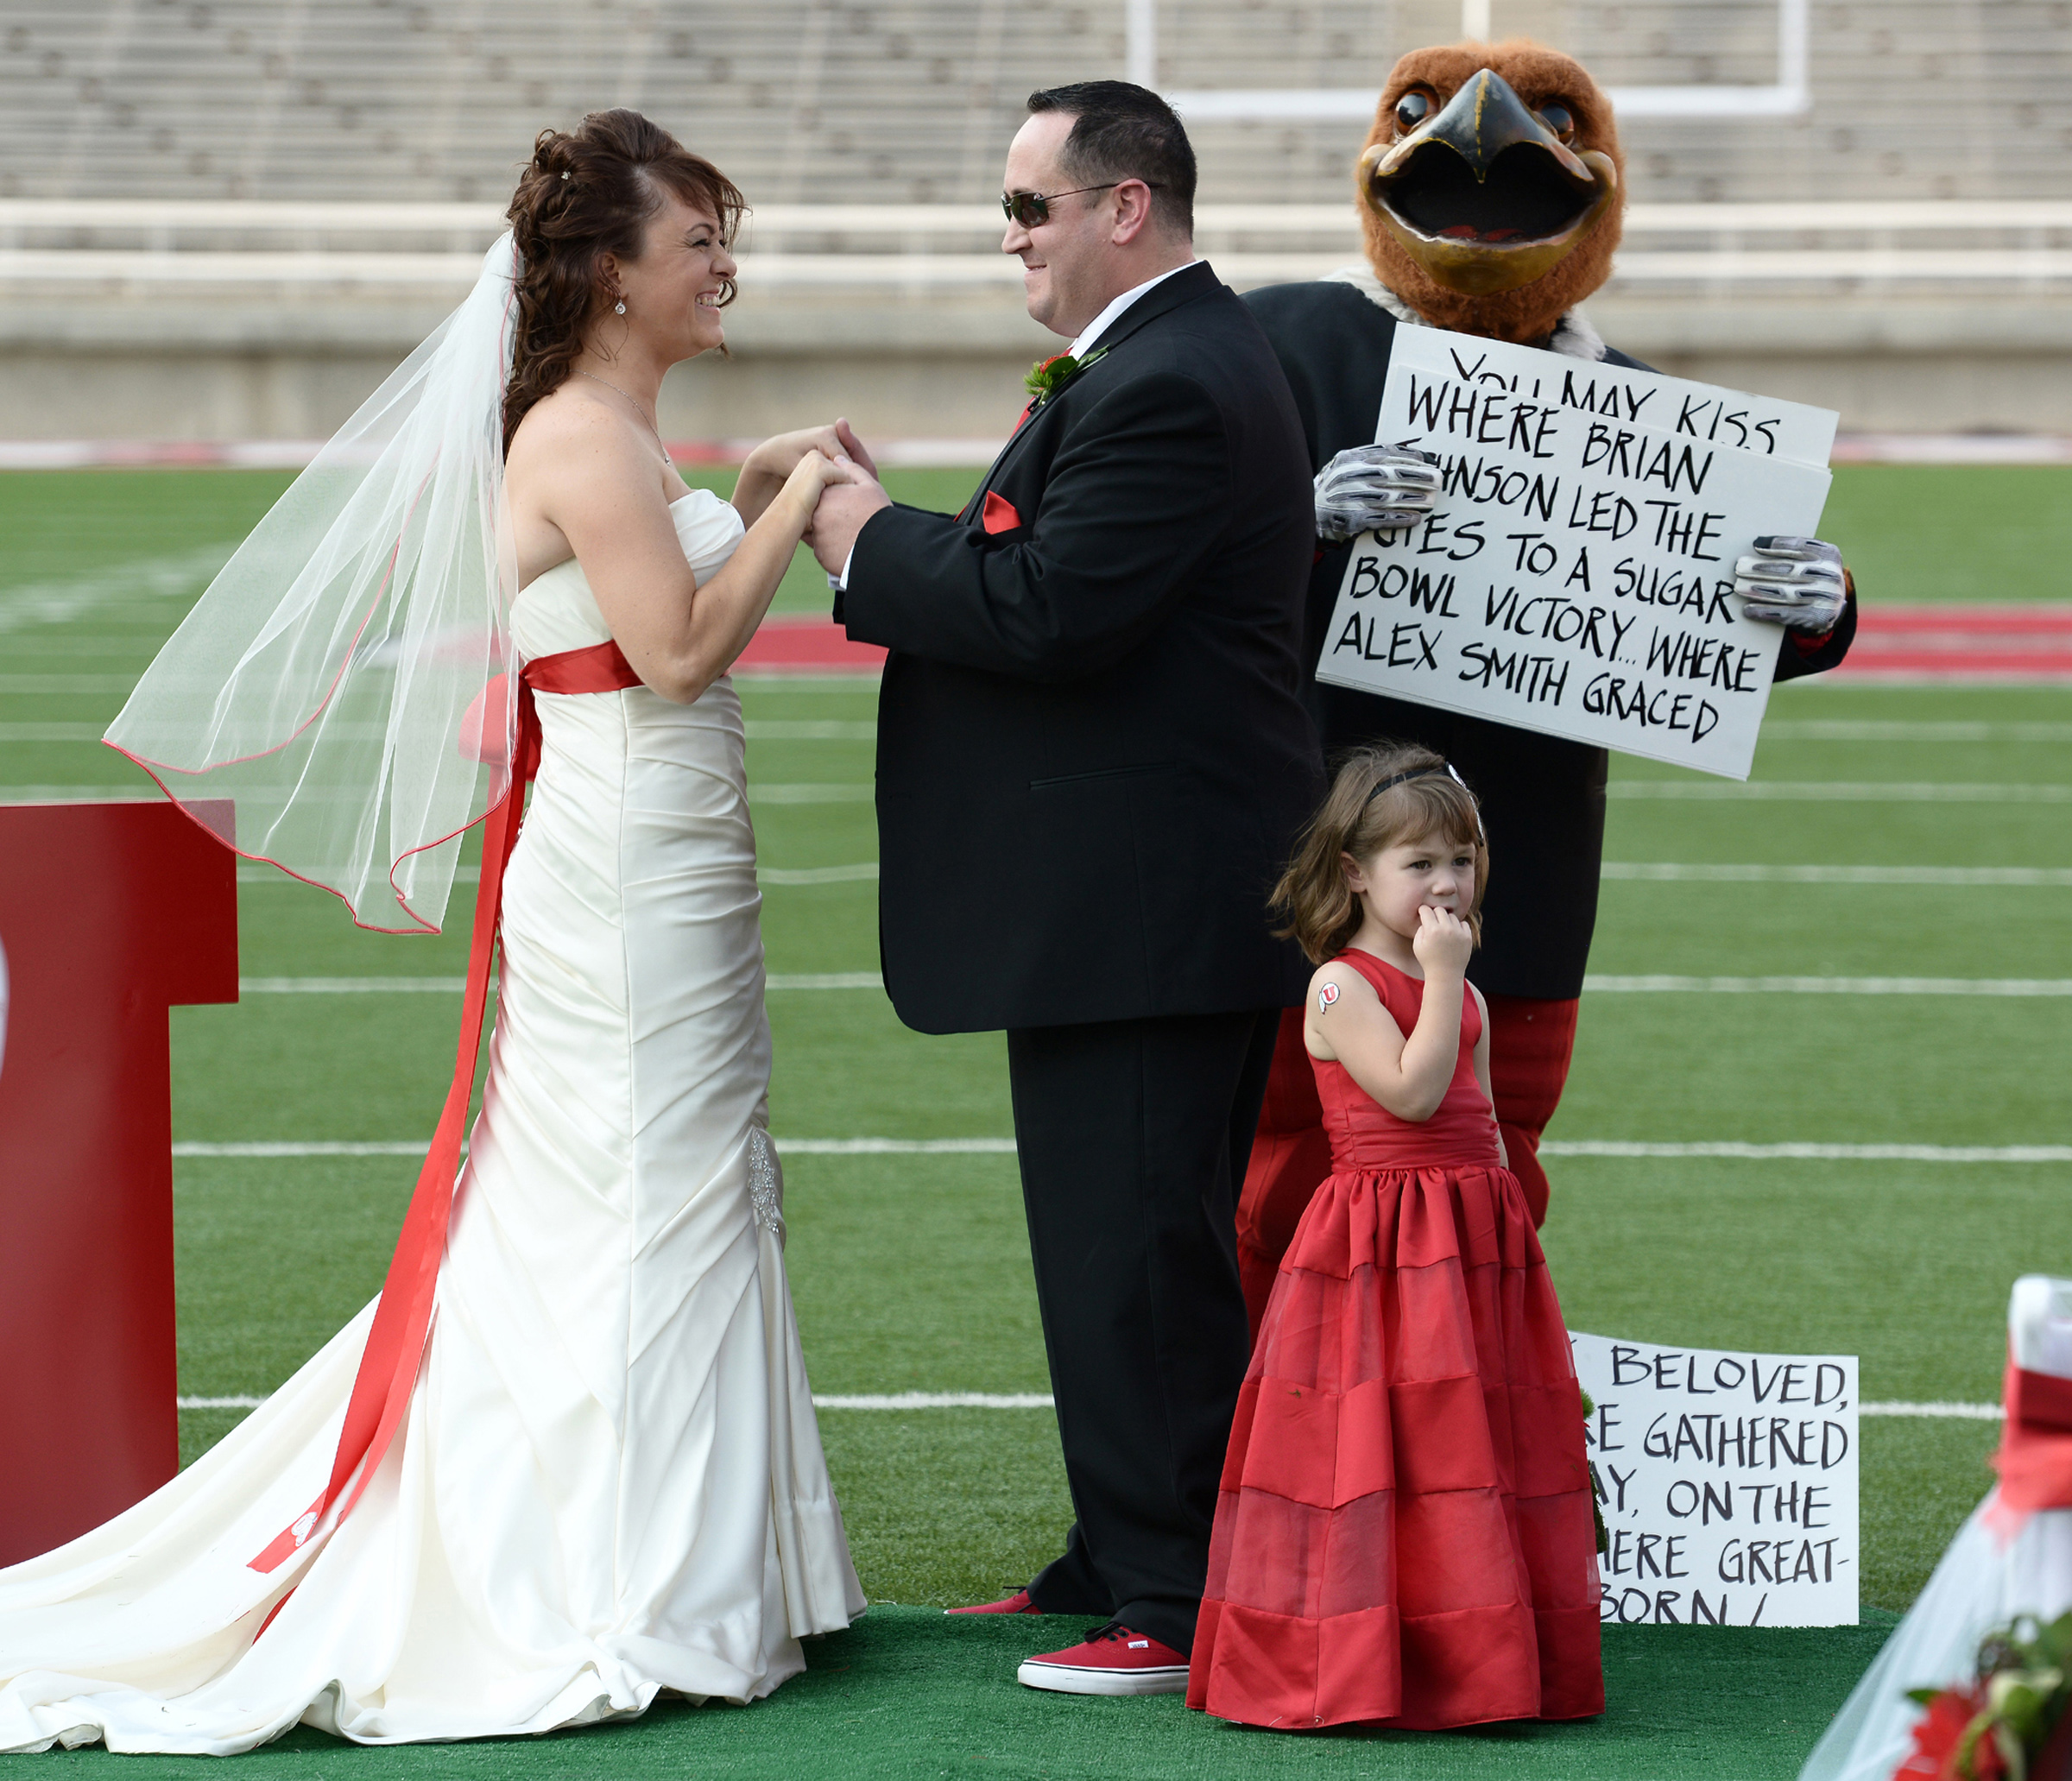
[1235, 41, 1860, 1335]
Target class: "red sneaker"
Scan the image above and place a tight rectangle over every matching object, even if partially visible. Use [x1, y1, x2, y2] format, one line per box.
[1017, 1623, 1189, 1696]
[944, 1588, 1042, 1616]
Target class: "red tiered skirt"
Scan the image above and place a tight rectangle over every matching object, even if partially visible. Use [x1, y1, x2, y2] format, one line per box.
[1188, 1159, 1603, 1731]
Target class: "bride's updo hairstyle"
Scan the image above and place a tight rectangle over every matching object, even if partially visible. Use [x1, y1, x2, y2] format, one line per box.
[1270, 742, 1491, 963]
[502, 108, 746, 452]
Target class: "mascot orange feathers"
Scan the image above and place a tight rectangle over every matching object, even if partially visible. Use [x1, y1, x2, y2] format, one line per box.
[1358, 41, 1624, 342]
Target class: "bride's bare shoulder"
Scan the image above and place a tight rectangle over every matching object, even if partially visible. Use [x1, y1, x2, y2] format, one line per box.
[507, 383, 651, 495]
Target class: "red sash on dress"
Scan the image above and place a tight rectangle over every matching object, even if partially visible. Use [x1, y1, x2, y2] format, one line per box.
[248, 640, 643, 1575]
[1993, 1358, 2072, 1516]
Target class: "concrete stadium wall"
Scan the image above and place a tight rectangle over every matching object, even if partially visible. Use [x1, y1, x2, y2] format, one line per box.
[3, 288, 2069, 445]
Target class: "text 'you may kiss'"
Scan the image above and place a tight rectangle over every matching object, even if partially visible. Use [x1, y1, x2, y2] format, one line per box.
[1321, 339, 1829, 775]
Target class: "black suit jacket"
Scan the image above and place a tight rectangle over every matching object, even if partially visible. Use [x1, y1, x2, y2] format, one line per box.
[1243, 280, 1858, 1001]
[840, 262, 1323, 1034]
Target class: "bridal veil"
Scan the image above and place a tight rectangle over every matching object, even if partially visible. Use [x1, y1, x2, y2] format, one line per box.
[104, 235, 522, 933]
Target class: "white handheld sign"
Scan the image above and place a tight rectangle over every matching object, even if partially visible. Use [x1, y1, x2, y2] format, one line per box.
[1315, 328, 1839, 780]
[1571, 1331, 1860, 1628]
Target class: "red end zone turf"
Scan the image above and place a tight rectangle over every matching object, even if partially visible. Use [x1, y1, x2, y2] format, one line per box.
[1834, 605, 2072, 680]
[736, 617, 888, 675]
[733, 609, 2072, 681]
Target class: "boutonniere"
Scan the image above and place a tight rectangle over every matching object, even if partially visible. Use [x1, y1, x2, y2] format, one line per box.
[1023, 345, 1109, 404]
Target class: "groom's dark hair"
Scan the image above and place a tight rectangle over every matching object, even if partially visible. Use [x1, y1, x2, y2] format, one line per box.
[1026, 81, 1197, 237]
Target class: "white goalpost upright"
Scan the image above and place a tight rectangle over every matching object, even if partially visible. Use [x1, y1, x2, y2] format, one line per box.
[1133, 0, 1813, 120]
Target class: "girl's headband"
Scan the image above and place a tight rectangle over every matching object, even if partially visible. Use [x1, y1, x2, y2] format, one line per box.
[1363, 759, 1486, 845]
[1364, 761, 1468, 805]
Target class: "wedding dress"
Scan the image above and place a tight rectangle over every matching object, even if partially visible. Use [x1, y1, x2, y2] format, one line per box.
[1798, 1275, 2072, 1781]
[0, 490, 864, 1754]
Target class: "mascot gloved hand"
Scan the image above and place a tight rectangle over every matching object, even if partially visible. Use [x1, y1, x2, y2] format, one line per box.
[1736, 537, 1851, 634]
[1314, 443, 1443, 540]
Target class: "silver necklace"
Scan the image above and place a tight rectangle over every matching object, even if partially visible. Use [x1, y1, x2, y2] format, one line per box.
[574, 369, 670, 461]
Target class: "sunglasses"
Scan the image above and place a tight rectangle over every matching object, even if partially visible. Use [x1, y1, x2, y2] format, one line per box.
[1001, 181, 1162, 228]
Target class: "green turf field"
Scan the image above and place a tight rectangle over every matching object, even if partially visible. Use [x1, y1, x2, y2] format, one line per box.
[3, 464, 2069, 1776]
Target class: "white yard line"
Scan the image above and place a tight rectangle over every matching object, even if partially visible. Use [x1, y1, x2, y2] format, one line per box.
[1601, 863, 2072, 885]
[1541, 1140, 2072, 1162]
[0, 543, 231, 635]
[6, 723, 875, 762]
[1806, 673, 2072, 688]
[749, 784, 874, 804]
[1610, 781, 2071, 802]
[0, 786, 155, 802]
[236, 972, 887, 993]
[5, 780, 866, 805]
[1760, 722, 2072, 742]
[812, 1393, 1053, 1411]
[236, 864, 316, 883]
[781, 1138, 1017, 1154]
[1585, 975, 2072, 996]
[768, 972, 882, 990]
[760, 863, 880, 884]
[742, 721, 876, 740]
[235, 863, 883, 887]
[7, 713, 2058, 742]
[240, 977, 469, 993]
[0, 674, 139, 693]
[232, 973, 2064, 998]
[174, 1392, 2005, 1418]
[168, 1136, 1020, 1158]
[174, 1141, 429, 1156]
[174, 1138, 2066, 1162]
[751, 861, 2068, 890]
[221, 862, 2069, 889]
[175, 1391, 1057, 1413]
[0, 670, 882, 695]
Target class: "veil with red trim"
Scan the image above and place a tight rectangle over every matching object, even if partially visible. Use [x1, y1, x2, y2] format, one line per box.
[105, 234, 522, 934]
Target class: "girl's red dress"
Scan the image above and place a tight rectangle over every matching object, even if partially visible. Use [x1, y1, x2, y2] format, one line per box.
[1188, 948, 1603, 1730]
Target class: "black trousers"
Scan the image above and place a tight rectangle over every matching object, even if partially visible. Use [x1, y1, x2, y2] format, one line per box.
[1006, 1007, 1281, 1654]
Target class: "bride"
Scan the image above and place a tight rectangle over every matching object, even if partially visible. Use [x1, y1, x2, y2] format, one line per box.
[0, 110, 875, 1753]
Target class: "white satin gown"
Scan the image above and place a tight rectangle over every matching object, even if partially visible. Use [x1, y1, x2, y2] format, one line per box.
[1797, 1499, 2072, 1781]
[0, 490, 864, 1754]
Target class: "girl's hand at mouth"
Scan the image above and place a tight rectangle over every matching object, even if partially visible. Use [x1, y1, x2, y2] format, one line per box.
[1412, 903, 1473, 975]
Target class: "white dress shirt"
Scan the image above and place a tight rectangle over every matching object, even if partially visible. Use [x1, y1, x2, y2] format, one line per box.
[1064, 258, 1200, 360]
[833, 258, 1203, 591]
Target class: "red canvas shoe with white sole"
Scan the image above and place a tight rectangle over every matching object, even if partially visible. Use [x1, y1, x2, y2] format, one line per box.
[944, 1588, 1042, 1616]
[1017, 1623, 1189, 1696]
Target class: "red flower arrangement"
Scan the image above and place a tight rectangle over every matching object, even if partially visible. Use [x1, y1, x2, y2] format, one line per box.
[1896, 1687, 2006, 1780]
[1892, 1612, 2072, 1781]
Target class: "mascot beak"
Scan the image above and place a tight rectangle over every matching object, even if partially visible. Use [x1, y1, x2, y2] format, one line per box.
[1361, 67, 1619, 296]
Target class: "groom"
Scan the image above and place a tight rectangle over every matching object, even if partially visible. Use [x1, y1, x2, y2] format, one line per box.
[808, 82, 1321, 1694]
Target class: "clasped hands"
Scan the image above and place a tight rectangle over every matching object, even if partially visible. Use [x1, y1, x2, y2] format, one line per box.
[1313, 443, 1848, 635]
[737, 420, 892, 582]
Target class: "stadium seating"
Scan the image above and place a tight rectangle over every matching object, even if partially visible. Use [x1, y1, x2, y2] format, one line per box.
[3, 0, 2067, 208]
[0, 2, 2066, 439]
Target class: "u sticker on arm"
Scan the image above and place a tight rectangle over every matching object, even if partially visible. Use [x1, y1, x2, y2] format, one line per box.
[1317, 982, 1339, 1013]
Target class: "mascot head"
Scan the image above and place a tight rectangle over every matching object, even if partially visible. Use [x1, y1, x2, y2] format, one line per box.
[1357, 41, 1625, 344]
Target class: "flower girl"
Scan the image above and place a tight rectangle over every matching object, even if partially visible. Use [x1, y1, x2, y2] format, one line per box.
[1188, 743, 1603, 1731]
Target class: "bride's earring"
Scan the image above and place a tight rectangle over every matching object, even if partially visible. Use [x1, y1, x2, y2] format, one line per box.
[614, 299, 626, 315]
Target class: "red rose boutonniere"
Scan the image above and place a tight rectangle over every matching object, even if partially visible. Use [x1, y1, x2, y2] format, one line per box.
[1023, 345, 1108, 405]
